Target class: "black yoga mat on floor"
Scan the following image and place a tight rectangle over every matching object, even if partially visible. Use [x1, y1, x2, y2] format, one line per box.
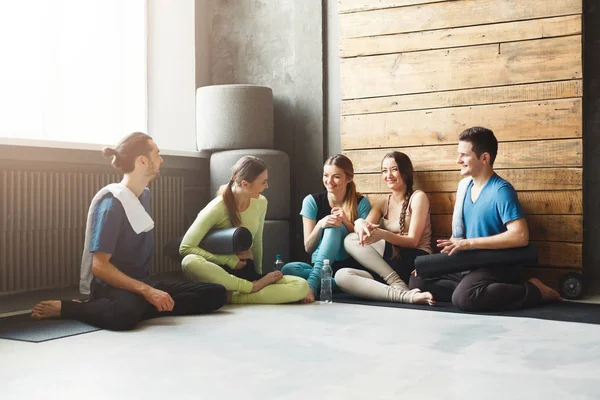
[333, 293, 600, 325]
[0, 313, 101, 343]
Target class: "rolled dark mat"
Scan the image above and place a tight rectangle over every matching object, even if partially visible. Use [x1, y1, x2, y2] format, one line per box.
[163, 227, 253, 262]
[414, 243, 538, 278]
[200, 227, 253, 254]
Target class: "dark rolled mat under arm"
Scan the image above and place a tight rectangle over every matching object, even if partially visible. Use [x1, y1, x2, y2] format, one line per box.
[414, 243, 538, 278]
[163, 227, 253, 262]
[199, 227, 253, 254]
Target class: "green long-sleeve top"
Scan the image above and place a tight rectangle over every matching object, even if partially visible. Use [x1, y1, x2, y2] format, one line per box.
[179, 195, 267, 274]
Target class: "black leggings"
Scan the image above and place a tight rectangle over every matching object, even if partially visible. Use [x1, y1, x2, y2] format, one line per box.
[61, 280, 227, 331]
[383, 242, 429, 284]
[409, 266, 542, 311]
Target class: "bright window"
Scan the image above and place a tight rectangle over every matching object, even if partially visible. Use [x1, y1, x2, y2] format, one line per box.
[0, 0, 147, 146]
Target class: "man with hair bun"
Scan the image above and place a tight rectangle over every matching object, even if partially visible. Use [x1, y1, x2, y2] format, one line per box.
[32, 132, 226, 330]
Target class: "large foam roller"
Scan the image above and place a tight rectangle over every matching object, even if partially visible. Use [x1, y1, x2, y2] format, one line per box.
[196, 85, 274, 151]
[414, 243, 539, 278]
[210, 149, 290, 220]
[262, 220, 290, 273]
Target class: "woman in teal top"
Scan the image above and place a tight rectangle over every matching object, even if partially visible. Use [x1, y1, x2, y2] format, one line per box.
[180, 155, 308, 304]
[282, 154, 371, 303]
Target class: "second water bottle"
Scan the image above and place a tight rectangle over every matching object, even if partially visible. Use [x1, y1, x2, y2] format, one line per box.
[320, 259, 333, 304]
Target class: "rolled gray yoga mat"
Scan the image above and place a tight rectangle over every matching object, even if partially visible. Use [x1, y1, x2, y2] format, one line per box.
[414, 243, 538, 278]
[164, 227, 253, 262]
[199, 227, 253, 254]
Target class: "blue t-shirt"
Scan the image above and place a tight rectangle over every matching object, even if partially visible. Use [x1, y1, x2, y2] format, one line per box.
[90, 188, 154, 282]
[300, 191, 371, 262]
[463, 173, 524, 239]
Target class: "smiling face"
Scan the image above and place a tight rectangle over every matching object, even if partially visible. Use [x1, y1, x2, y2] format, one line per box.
[243, 169, 269, 198]
[457, 140, 485, 177]
[381, 157, 406, 191]
[322, 164, 351, 197]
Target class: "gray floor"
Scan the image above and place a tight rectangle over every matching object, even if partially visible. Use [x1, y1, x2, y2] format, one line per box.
[2, 302, 600, 400]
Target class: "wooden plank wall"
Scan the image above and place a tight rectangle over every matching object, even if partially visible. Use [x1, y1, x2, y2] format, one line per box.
[338, 0, 583, 282]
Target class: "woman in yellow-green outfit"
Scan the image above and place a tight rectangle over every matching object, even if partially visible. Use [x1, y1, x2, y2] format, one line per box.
[180, 155, 308, 304]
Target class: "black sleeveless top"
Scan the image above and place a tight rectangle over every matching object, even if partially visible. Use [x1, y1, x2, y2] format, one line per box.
[311, 191, 364, 221]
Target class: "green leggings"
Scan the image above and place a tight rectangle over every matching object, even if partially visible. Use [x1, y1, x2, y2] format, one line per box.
[181, 255, 308, 304]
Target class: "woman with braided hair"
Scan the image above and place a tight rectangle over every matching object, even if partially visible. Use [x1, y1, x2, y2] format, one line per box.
[336, 152, 435, 305]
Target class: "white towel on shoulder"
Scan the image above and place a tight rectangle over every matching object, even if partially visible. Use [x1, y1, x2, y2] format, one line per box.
[79, 183, 154, 294]
[451, 177, 473, 239]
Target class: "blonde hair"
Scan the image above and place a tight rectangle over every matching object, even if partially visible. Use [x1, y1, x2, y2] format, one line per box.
[324, 154, 360, 223]
[217, 156, 267, 226]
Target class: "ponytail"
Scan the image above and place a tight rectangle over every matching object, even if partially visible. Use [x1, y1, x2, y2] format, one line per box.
[217, 181, 241, 227]
[343, 180, 359, 224]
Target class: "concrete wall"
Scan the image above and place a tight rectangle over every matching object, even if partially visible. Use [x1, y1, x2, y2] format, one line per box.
[203, 0, 324, 260]
[195, 0, 212, 88]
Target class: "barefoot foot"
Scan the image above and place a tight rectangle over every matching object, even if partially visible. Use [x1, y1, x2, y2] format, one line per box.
[251, 271, 283, 292]
[413, 291, 436, 306]
[31, 300, 62, 320]
[529, 278, 561, 302]
[300, 288, 315, 304]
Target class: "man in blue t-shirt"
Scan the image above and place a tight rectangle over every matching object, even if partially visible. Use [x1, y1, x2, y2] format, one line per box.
[32, 132, 226, 330]
[409, 127, 560, 311]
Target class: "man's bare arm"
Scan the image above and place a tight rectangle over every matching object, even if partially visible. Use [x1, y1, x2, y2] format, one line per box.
[438, 218, 529, 256]
[92, 252, 174, 312]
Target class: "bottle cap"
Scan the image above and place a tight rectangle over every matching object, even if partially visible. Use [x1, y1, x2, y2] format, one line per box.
[276, 254, 281, 259]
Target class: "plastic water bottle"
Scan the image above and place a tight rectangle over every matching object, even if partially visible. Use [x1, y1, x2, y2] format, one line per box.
[320, 259, 333, 304]
[274, 254, 284, 272]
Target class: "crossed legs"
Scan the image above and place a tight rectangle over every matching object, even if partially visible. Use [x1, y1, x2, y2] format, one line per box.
[32, 280, 226, 330]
